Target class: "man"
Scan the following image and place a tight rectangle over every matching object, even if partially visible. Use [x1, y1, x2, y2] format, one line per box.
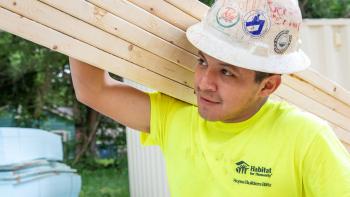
[70, 0, 350, 196]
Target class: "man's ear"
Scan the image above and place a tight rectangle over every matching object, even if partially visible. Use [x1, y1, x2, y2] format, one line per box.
[258, 75, 282, 97]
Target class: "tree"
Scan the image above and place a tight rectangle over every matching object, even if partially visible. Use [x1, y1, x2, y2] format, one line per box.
[200, 0, 215, 6]
[299, 0, 350, 18]
[0, 33, 70, 125]
[0, 32, 124, 165]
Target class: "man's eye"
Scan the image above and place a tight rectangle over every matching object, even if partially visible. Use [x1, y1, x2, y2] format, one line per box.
[197, 58, 207, 66]
[221, 69, 234, 76]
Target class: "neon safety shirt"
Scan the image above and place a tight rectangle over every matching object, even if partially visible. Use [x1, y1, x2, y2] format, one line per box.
[141, 92, 350, 197]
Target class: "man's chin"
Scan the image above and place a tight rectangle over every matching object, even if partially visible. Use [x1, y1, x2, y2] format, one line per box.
[198, 108, 220, 121]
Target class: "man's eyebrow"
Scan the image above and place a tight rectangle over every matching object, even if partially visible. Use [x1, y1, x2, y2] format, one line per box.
[198, 51, 206, 60]
[198, 51, 240, 74]
[220, 63, 241, 73]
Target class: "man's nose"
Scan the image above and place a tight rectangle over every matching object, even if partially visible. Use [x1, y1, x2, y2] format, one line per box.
[198, 69, 217, 92]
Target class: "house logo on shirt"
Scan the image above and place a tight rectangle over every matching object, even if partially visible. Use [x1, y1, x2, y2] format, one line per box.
[235, 160, 272, 178]
[234, 161, 273, 187]
[235, 161, 250, 174]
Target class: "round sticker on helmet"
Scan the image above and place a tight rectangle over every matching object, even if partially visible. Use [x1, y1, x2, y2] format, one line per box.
[274, 30, 292, 54]
[216, 6, 240, 28]
[243, 10, 270, 38]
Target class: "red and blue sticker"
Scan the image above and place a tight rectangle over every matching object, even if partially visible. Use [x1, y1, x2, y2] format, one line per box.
[243, 10, 271, 38]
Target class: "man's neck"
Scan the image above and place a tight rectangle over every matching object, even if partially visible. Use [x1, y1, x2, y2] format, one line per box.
[223, 97, 269, 123]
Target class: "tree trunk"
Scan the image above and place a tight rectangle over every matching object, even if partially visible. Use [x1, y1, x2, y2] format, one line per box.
[72, 99, 84, 157]
[299, 0, 308, 17]
[34, 67, 51, 119]
[73, 106, 100, 165]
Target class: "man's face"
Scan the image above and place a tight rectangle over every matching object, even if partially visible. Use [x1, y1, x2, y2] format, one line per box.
[194, 51, 264, 122]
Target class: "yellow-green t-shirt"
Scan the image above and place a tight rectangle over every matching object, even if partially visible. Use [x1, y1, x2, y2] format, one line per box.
[141, 92, 350, 197]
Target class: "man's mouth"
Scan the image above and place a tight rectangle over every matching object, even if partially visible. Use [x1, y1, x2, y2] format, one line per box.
[199, 96, 221, 105]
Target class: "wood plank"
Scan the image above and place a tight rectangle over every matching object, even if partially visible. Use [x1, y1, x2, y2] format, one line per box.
[0, 7, 196, 104]
[1, 0, 194, 88]
[292, 69, 350, 107]
[127, 0, 199, 31]
[276, 84, 350, 132]
[87, 0, 198, 55]
[164, 0, 208, 20]
[283, 75, 350, 119]
[332, 126, 350, 146]
[40, 0, 197, 72]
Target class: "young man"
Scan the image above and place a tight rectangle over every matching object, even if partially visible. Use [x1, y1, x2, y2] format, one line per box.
[70, 0, 350, 196]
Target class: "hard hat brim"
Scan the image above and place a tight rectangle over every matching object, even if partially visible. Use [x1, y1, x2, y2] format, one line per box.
[186, 22, 311, 74]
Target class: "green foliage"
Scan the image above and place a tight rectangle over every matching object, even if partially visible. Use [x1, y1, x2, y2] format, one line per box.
[98, 116, 126, 149]
[0, 32, 126, 166]
[0, 33, 72, 127]
[69, 151, 128, 171]
[299, 0, 350, 18]
[75, 155, 129, 197]
[200, 0, 215, 6]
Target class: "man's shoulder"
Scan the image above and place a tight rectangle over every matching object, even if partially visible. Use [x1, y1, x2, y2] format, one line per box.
[268, 99, 329, 132]
[266, 99, 336, 152]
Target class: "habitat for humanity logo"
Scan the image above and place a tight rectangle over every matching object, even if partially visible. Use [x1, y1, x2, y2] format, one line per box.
[235, 161, 250, 174]
[235, 161, 272, 178]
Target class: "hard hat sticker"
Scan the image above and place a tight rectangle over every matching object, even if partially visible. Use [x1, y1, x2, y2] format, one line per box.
[216, 6, 240, 28]
[274, 30, 292, 54]
[243, 10, 270, 38]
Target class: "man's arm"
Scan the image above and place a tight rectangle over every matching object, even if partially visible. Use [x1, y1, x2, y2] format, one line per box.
[69, 57, 150, 132]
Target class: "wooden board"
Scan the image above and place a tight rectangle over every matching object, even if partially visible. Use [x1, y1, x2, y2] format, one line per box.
[87, 0, 198, 54]
[41, 0, 197, 71]
[164, 0, 208, 20]
[0, 6, 196, 104]
[127, 0, 199, 31]
[0, 0, 349, 151]
[1, 0, 194, 87]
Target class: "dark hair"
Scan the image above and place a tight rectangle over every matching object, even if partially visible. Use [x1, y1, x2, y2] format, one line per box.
[254, 71, 275, 83]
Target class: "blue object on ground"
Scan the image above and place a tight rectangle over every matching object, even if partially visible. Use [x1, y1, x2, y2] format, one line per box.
[0, 127, 81, 197]
[0, 127, 63, 165]
[0, 172, 81, 197]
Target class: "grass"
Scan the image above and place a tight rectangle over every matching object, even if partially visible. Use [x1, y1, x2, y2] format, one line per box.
[78, 158, 130, 197]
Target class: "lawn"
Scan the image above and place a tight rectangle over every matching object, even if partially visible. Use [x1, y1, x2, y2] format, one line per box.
[78, 159, 130, 197]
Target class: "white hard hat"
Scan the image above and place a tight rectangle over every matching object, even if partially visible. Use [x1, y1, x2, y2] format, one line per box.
[186, 0, 310, 74]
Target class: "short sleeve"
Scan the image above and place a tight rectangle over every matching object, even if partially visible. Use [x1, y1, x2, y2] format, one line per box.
[140, 92, 178, 150]
[302, 123, 350, 196]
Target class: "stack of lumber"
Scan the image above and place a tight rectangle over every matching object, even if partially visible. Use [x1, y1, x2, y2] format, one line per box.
[0, 0, 349, 152]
